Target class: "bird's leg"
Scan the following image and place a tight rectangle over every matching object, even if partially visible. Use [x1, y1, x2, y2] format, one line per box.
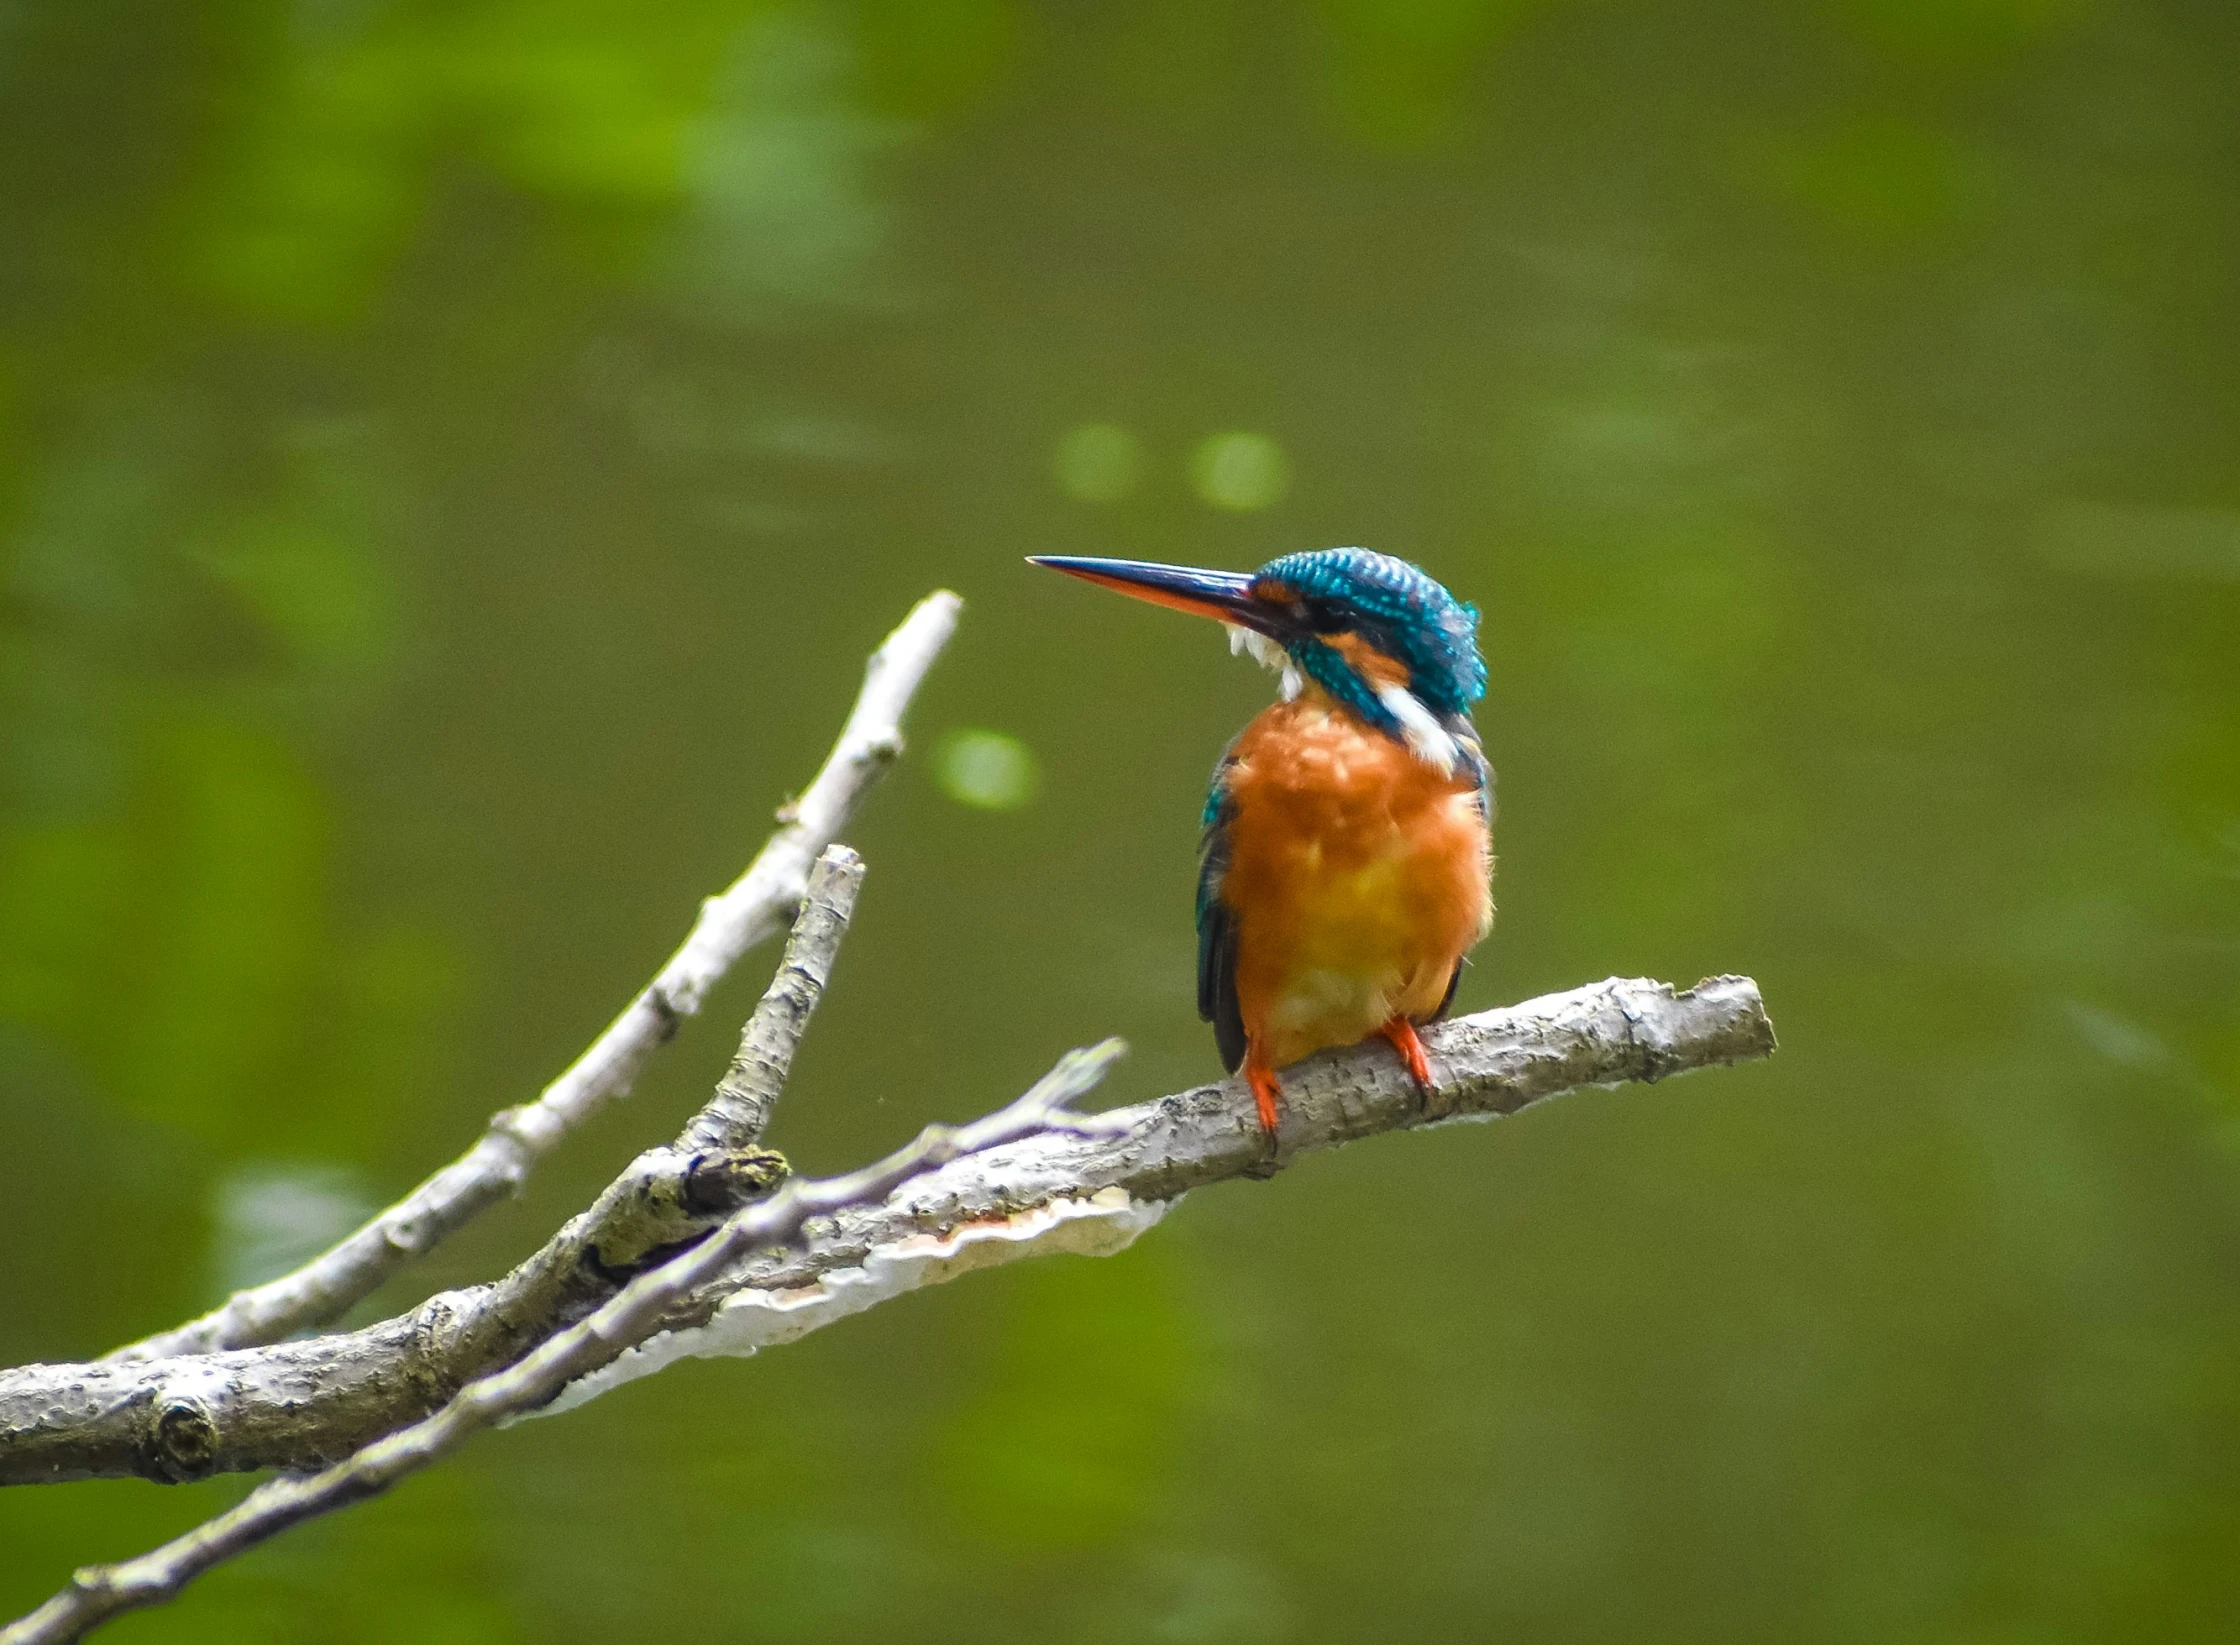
[1379, 1016, 1435, 1092]
[1243, 1056, 1284, 1136]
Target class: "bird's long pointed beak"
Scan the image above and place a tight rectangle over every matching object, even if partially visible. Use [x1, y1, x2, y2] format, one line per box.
[1027, 556, 1275, 631]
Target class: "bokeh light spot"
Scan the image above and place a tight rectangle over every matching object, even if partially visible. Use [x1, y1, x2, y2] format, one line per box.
[935, 728, 1040, 810]
[1053, 422, 1143, 502]
[1190, 430, 1290, 511]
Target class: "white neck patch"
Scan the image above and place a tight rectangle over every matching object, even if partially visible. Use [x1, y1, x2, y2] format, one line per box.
[1227, 623, 1303, 701]
[1375, 681, 1462, 775]
[1228, 623, 1458, 770]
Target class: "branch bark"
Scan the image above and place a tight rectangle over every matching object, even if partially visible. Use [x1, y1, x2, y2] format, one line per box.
[3, 1046, 1132, 1645]
[0, 974, 1773, 1486]
[2, 846, 868, 1487]
[107, 592, 960, 1363]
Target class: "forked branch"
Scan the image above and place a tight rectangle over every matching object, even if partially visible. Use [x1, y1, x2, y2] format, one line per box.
[0, 584, 1778, 1645]
[0, 974, 1773, 1487]
[2, 846, 869, 1487]
[4, 1047, 1132, 1645]
[108, 592, 960, 1363]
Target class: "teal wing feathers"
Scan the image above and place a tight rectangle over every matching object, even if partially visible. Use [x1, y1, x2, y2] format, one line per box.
[1431, 716, 1495, 1023]
[1196, 752, 1247, 1073]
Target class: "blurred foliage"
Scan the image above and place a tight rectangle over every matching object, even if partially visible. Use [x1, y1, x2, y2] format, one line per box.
[3, 0, 2239, 1640]
[929, 1241, 1202, 1548]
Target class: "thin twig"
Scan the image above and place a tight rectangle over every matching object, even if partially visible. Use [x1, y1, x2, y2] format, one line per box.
[1, 847, 864, 1489]
[684, 844, 861, 1153]
[415, 843, 870, 1364]
[107, 592, 960, 1362]
[0, 975, 1775, 1485]
[3, 1047, 1130, 1645]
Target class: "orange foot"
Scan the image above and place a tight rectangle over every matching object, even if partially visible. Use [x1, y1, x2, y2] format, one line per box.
[1245, 1061, 1284, 1137]
[1379, 1017, 1435, 1091]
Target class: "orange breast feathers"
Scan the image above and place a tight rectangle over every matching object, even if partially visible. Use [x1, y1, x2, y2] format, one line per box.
[1216, 689, 1493, 1073]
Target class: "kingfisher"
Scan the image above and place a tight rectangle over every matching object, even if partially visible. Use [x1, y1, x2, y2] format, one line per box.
[1030, 548, 1493, 1135]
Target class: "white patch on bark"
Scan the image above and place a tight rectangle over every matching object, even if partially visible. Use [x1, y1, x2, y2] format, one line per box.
[531, 1187, 1170, 1419]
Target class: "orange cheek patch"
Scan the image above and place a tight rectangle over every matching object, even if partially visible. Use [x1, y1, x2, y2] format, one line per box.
[1323, 631, 1412, 689]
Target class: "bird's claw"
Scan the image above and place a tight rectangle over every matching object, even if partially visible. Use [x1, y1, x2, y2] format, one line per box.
[1246, 1063, 1284, 1138]
[1380, 1017, 1444, 1116]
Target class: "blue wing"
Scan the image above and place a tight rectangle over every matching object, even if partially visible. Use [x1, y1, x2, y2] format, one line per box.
[1431, 718, 1496, 1022]
[1196, 751, 1247, 1073]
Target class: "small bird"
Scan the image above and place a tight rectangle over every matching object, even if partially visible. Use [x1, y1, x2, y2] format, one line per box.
[1030, 548, 1493, 1134]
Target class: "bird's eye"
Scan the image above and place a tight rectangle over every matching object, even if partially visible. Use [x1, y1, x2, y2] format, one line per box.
[1302, 598, 1348, 634]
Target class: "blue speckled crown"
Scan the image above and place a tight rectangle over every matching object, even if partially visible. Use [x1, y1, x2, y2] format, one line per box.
[1253, 548, 1486, 723]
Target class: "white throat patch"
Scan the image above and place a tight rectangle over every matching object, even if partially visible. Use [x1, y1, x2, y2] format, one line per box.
[1227, 623, 1303, 701]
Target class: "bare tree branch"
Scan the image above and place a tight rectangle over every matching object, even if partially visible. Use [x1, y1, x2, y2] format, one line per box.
[2, 1046, 1133, 1645]
[0, 974, 1774, 1486]
[0, 846, 867, 1488]
[0, 562, 1778, 1645]
[106, 592, 961, 1363]
[553, 972, 1777, 1411]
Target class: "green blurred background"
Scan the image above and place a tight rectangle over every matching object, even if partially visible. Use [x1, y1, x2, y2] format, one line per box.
[4, 0, 2238, 1638]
